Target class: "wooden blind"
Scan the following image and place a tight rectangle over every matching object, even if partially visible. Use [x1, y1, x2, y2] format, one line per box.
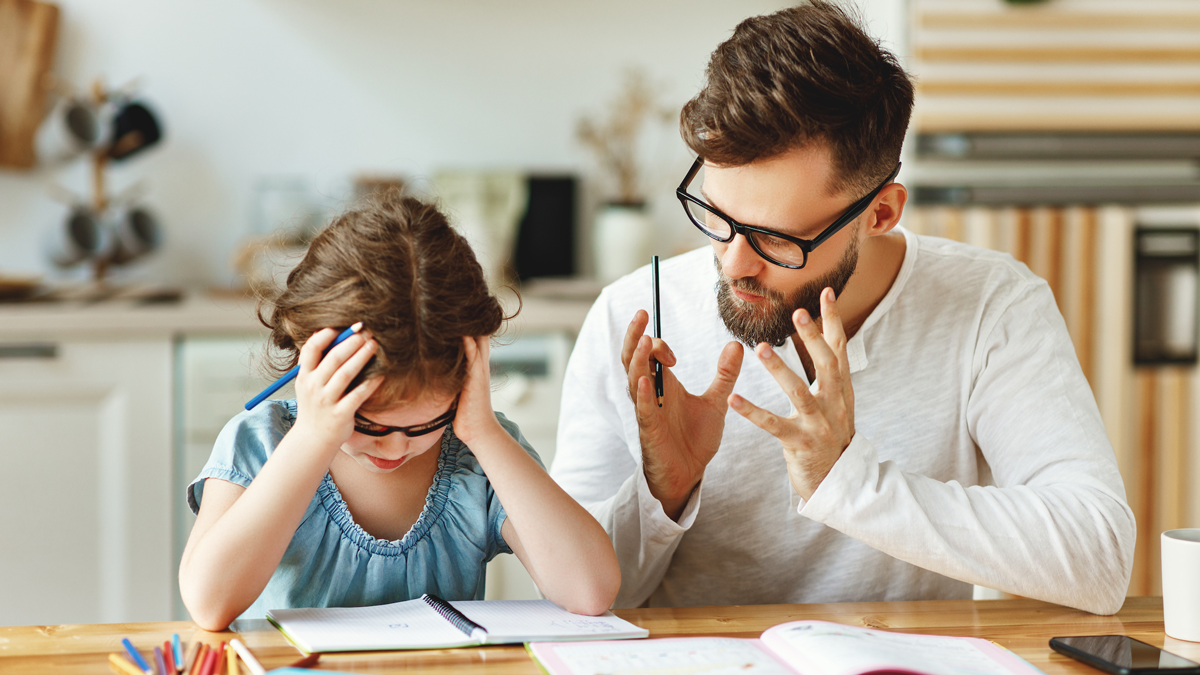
[910, 0, 1200, 131]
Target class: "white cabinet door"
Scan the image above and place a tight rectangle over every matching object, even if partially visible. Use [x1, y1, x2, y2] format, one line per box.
[174, 335, 274, 620]
[0, 339, 173, 625]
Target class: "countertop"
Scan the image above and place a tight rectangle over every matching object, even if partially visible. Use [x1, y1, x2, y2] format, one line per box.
[0, 286, 598, 341]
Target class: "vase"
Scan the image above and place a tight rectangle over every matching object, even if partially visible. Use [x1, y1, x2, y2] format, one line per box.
[593, 203, 654, 285]
[433, 170, 528, 289]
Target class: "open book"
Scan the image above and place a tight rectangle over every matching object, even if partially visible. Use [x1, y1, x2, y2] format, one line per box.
[265, 594, 648, 653]
[528, 619, 1046, 675]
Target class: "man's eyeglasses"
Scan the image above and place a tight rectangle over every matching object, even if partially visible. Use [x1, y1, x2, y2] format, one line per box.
[676, 158, 901, 269]
[353, 401, 457, 438]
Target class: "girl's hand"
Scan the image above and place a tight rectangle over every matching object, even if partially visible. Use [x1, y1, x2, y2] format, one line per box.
[452, 335, 504, 447]
[291, 326, 382, 453]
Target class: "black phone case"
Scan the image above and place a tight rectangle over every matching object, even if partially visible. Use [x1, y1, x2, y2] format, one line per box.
[1050, 637, 1200, 675]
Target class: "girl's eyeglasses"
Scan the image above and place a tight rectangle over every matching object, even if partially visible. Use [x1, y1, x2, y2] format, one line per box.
[676, 158, 901, 269]
[353, 401, 457, 438]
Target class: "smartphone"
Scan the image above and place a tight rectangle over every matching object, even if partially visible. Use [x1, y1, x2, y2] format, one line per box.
[1050, 636, 1200, 675]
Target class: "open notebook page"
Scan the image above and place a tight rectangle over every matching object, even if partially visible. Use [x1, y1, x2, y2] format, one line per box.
[451, 599, 649, 642]
[268, 600, 473, 652]
[761, 621, 1041, 675]
[529, 638, 797, 675]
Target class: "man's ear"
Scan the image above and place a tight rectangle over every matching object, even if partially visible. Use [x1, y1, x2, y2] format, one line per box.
[865, 183, 907, 237]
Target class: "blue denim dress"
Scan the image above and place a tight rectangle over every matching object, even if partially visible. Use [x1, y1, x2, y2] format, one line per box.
[187, 399, 542, 620]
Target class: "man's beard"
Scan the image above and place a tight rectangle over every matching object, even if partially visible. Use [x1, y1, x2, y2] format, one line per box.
[715, 237, 860, 347]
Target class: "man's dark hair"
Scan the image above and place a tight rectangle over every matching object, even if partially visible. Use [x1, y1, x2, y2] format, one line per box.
[680, 0, 914, 197]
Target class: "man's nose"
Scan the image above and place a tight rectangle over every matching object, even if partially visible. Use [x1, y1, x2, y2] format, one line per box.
[718, 231, 765, 280]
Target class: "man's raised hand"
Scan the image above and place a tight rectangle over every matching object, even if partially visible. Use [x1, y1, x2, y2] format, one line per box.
[622, 310, 743, 520]
[728, 288, 855, 500]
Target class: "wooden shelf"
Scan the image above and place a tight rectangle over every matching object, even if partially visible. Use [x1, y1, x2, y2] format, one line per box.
[914, 112, 1200, 133]
[916, 46, 1200, 63]
[921, 12, 1200, 30]
[918, 81, 1200, 97]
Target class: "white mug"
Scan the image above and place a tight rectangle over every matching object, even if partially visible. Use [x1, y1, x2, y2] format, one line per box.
[35, 97, 100, 165]
[1163, 529, 1200, 642]
[107, 205, 162, 265]
[44, 207, 107, 267]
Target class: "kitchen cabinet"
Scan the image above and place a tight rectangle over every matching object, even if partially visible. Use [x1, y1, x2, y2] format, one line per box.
[0, 338, 173, 625]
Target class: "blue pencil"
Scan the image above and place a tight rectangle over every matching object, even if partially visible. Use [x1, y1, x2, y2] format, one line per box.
[172, 634, 183, 672]
[121, 638, 152, 674]
[244, 323, 363, 410]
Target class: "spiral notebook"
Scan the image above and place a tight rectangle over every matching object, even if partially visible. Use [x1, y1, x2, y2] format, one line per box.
[265, 594, 649, 653]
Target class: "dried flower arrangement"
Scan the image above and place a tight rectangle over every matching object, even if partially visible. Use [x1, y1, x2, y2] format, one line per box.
[576, 68, 675, 206]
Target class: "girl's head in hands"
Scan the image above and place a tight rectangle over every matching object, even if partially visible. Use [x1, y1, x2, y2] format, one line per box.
[261, 192, 507, 470]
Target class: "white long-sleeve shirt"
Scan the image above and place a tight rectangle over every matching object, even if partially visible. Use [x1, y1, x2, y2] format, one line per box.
[551, 228, 1135, 615]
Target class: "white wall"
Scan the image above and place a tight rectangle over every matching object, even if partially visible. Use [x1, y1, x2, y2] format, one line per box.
[0, 0, 906, 287]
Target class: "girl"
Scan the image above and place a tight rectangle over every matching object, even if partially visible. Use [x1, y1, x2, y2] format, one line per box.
[179, 193, 620, 631]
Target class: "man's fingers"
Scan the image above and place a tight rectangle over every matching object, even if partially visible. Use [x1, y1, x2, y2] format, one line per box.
[818, 288, 851, 381]
[621, 310, 650, 372]
[626, 334, 656, 404]
[634, 375, 661, 426]
[793, 308, 844, 401]
[703, 341, 744, 403]
[753, 342, 820, 415]
[630, 335, 655, 381]
[728, 393, 793, 441]
[648, 338, 677, 368]
[819, 288, 848, 353]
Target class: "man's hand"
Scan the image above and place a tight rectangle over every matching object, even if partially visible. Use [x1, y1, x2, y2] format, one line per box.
[728, 288, 855, 500]
[622, 309, 743, 520]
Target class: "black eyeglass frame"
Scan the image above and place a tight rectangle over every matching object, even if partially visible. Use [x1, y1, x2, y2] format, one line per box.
[353, 401, 458, 438]
[676, 158, 902, 269]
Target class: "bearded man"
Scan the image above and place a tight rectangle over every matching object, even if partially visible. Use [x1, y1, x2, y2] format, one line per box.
[551, 1, 1134, 615]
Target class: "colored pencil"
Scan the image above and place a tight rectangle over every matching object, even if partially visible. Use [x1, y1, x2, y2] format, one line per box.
[154, 646, 168, 675]
[197, 645, 213, 675]
[183, 642, 201, 675]
[244, 323, 363, 409]
[226, 640, 240, 675]
[216, 642, 227, 675]
[189, 644, 208, 675]
[109, 653, 145, 675]
[173, 634, 184, 673]
[121, 638, 152, 674]
[199, 648, 217, 675]
[162, 641, 175, 673]
[229, 639, 266, 675]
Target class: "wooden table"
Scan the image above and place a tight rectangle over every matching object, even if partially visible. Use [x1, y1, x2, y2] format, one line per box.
[0, 597, 1188, 674]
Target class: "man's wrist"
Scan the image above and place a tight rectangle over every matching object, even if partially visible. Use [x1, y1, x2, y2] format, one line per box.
[643, 470, 700, 521]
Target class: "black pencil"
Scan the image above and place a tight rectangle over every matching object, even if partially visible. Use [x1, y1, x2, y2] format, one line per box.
[652, 255, 663, 407]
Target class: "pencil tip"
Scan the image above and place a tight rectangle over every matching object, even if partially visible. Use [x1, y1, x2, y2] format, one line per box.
[351, 321, 363, 331]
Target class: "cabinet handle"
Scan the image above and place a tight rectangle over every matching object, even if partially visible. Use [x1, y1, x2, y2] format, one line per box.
[0, 343, 59, 359]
